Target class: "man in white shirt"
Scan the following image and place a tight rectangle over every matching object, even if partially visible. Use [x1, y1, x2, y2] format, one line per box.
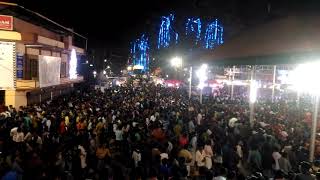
[11, 127, 24, 143]
[46, 119, 51, 131]
[166, 141, 173, 154]
[114, 126, 123, 150]
[132, 149, 141, 167]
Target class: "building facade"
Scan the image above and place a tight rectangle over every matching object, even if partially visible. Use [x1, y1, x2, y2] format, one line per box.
[0, 14, 85, 107]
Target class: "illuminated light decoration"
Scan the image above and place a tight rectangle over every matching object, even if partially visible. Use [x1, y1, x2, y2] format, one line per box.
[69, 49, 78, 79]
[290, 62, 320, 95]
[158, 14, 176, 49]
[249, 80, 258, 103]
[127, 65, 133, 71]
[133, 65, 144, 70]
[196, 64, 208, 89]
[130, 34, 150, 72]
[185, 18, 202, 44]
[175, 33, 179, 44]
[170, 57, 182, 68]
[204, 19, 224, 49]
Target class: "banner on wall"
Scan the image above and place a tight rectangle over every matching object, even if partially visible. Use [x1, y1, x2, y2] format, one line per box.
[0, 41, 15, 90]
[16, 53, 23, 79]
[38, 55, 61, 88]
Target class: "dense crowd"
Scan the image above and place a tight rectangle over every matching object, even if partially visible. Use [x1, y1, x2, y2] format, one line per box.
[0, 82, 319, 180]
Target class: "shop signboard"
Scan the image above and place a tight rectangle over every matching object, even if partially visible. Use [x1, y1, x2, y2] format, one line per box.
[0, 15, 13, 31]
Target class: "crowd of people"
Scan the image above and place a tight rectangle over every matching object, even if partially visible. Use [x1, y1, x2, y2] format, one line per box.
[0, 81, 319, 180]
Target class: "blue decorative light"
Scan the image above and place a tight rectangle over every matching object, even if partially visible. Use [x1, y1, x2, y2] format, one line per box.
[175, 33, 179, 44]
[158, 14, 176, 49]
[130, 34, 150, 72]
[185, 17, 202, 44]
[204, 19, 224, 49]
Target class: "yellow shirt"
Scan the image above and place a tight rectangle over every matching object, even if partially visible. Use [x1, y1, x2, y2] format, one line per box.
[65, 116, 70, 126]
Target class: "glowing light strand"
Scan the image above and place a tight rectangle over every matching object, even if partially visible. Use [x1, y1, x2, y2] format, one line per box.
[185, 17, 202, 44]
[204, 19, 224, 49]
[130, 34, 150, 72]
[69, 49, 77, 79]
[158, 14, 176, 49]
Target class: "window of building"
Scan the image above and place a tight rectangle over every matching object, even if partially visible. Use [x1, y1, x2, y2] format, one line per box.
[24, 55, 38, 80]
[61, 62, 66, 78]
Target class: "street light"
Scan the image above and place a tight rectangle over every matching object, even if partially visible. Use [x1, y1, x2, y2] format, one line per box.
[103, 70, 107, 75]
[249, 80, 258, 103]
[189, 67, 193, 99]
[170, 57, 182, 68]
[93, 70, 97, 78]
[104, 59, 107, 62]
[290, 62, 320, 162]
[196, 64, 208, 104]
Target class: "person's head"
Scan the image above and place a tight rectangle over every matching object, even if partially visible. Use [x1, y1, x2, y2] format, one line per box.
[161, 158, 168, 165]
[227, 170, 236, 179]
[300, 161, 311, 174]
[178, 156, 185, 165]
[197, 145, 203, 151]
[183, 144, 188, 150]
[274, 170, 285, 180]
[56, 152, 62, 159]
[281, 152, 288, 159]
[198, 166, 208, 176]
[206, 140, 211, 146]
[149, 167, 158, 178]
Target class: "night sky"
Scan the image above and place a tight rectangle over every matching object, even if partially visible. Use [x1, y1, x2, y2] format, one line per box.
[18, 0, 319, 47]
[6, 0, 320, 65]
[20, 0, 177, 48]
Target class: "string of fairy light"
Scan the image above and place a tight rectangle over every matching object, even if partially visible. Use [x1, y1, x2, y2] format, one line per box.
[186, 18, 202, 45]
[129, 14, 224, 72]
[130, 34, 149, 72]
[204, 19, 224, 49]
[158, 14, 178, 49]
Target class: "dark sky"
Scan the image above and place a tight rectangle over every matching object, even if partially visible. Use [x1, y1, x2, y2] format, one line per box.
[19, 0, 178, 49]
[12, 0, 320, 52]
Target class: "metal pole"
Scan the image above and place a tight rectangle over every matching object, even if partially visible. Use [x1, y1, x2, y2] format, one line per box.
[249, 66, 256, 127]
[228, 68, 231, 95]
[85, 39, 88, 51]
[231, 65, 235, 100]
[189, 66, 192, 99]
[272, 65, 276, 102]
[200, 88, 203, 104]
[249, 101, 255, 127]
[297, 91, 300, 108]
[310, 95, 319, 162]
